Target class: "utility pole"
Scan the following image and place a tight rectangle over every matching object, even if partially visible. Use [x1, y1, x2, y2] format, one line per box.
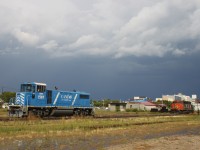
[1, 87, 4, 102]
[197, 99, 199, 115]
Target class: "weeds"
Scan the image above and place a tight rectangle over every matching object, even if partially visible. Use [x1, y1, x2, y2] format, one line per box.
[0, 107, 199, 139]
[0, 115, 199, 139]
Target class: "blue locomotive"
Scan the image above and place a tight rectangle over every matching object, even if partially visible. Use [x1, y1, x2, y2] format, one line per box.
[9, 82, 94, 117]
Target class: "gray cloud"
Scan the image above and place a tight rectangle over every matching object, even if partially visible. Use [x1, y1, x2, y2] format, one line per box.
[1, 0, 200, 58]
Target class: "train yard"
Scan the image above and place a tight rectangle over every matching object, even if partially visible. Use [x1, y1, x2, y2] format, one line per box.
[0, 111, 199, 149]
[0, 82, 199, 149]
[0, 110, 193, 122]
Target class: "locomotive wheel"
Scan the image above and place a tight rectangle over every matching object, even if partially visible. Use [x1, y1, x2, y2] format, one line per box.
[80, 110, 85, 116]
[90, 110, 95, 116]
[74, 110, 80, 116]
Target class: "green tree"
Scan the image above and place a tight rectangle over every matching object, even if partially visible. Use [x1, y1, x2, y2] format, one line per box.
[92, 100, 102, 107]
[155, 100, 172, 109]
[0, 92, 16, 103]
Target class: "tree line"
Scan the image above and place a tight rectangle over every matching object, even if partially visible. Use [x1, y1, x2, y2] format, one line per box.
[0, 92, 16, 103]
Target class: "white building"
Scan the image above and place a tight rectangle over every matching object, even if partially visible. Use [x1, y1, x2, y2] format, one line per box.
[126, 101, 157, 111]
[192, 94, 197, 100]
[192, 102, 200, 111]
[162, 95, 180, 102]
[155, 98, 162, 102]
[162, 93, 196, 102]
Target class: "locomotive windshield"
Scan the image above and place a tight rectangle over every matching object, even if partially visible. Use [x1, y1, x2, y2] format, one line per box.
[20, 84, 35, 92]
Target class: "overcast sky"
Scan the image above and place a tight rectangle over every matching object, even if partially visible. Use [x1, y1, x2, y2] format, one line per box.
[1, 0, 200, 100]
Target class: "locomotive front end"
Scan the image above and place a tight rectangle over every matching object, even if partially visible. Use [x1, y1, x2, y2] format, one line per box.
[8, 93, 28, 117]
[8, 83, 38, 117]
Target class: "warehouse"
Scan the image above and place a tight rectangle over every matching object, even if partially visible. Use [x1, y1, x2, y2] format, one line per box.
[126, 101, 157, 111]
[108, 101, 157, 111]
[108, 102, 126, 111]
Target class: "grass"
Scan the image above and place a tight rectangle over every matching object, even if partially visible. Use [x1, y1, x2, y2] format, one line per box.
[0, 111, 200, 149]
[0, 108, 8, 117]
[0, 115, 199, 139]
[94, 109, 151, 116]
[0, 108, 200, 140]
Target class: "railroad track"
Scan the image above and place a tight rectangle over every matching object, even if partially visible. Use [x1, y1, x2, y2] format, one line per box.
[93, 113, 183, 119]
[0, 113, 188, 121]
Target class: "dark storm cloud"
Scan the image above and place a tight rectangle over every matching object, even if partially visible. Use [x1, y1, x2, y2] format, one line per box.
[0, 0, 200, 99]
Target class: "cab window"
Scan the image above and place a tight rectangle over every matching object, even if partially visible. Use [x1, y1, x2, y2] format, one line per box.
[21, 84, 35, 92]
[37, 85, 46, 92]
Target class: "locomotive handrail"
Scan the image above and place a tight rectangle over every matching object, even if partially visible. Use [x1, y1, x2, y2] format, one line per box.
[9, 97, 16, 105]
[27, 95, 30, 110]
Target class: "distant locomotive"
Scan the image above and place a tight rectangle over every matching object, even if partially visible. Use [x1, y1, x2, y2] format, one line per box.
[171, 100, 194, 113]
[9, 82, 94, 117]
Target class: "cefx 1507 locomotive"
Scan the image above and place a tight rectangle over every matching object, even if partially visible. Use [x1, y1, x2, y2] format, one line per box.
[9, 82, 94, 117]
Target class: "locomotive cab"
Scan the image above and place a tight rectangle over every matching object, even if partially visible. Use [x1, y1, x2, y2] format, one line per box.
[9, 82, 47, 117]
[20, 83, 46, 100]
[16, 82, 47, 106]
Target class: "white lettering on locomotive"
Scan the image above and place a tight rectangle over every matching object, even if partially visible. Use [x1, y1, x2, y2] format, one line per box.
[61, 94, 73, 101]
[38, 93, 44, 99]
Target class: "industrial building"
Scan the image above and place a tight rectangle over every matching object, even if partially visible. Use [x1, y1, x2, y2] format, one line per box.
[161, 93, 197, 102]
[108, 101, 157, 112]
[108, 102, 126, 111]
[126, 101, 157, 111]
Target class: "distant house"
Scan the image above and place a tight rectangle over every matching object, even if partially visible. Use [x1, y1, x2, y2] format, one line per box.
[2, 103, 9, 109]
[192, 100, 200, 111]
[155, 98, 162, 102]
[108, 103, 126, 111]
[126, 101, 157, 111]
[126, 102, 142, 110]
[128, 96, 153, 103]
[108, 101, 157, 112]
[129, 96, 148, 102]
[162, 95, 181, 102]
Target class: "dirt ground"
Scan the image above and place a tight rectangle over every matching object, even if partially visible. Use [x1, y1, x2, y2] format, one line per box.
[106, 121, 200, 150]
[106, 135, 200, 150]
[0, 120, 200, 149]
